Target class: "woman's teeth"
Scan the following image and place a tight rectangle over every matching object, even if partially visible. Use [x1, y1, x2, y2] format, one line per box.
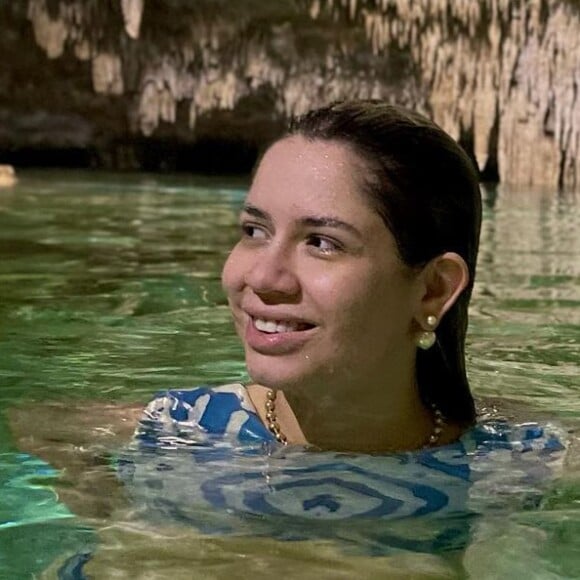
[254, 318, 303, 334]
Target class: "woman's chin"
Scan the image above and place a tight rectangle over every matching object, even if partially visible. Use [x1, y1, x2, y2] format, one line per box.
[245, 354, 313, 390]
[246, 368, 300, 390]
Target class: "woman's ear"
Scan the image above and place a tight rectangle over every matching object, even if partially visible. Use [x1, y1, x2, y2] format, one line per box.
[415, 252, 469, 328]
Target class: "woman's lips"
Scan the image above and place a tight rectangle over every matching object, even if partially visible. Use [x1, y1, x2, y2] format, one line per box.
[244, 316, 316, 354]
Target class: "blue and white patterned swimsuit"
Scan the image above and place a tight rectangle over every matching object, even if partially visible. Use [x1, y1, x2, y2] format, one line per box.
[118, 383, 566, 553]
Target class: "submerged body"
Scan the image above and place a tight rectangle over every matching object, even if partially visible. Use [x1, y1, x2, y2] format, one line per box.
[116, 383, 565, 554]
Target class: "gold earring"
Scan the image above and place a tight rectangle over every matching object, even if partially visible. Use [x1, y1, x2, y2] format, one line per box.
[416, 315, 438, 350]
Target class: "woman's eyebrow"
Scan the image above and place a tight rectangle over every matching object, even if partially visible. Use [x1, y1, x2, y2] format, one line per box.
[241, 203, 271, 222]
[300, 216, 363, 240]
[241, 203, 362, 239]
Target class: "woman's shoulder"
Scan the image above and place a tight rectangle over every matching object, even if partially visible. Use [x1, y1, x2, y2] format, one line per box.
[143, 383, 252, 414]
[135, 383, 274, 445]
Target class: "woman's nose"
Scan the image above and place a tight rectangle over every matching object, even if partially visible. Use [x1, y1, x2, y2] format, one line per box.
[244, 244, 300, 301]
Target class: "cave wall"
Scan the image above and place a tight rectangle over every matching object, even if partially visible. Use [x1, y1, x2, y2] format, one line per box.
[0, 0, 578, 187]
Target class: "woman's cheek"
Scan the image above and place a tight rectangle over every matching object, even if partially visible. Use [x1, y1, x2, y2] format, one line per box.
[221, 246, 244, 294]
[315, 264, 370, 303]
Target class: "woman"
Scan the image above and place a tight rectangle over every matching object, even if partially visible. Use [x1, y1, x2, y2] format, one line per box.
[8, 102, 565, 575]
[127, 100, 562, 545]
[140, 100, 481, 454]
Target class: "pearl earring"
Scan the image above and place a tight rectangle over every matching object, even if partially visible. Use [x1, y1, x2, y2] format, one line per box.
[416, 315, 438, 350]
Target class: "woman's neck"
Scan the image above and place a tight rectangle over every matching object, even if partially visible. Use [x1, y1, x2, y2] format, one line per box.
[248, 365, 459, 453]
[283, 377, 436, 453]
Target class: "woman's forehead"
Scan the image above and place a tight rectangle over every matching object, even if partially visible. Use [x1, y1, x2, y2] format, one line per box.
[257, 136, 362, 179]
[247, 136, 376, 218]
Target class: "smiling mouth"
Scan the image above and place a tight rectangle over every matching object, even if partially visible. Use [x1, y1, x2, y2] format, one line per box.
[253, 317, 315, 334]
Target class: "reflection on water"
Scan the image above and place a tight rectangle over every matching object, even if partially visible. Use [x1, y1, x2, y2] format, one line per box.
[0, 172, 248, 407]
[470, 185, 580, 417]
[0, 172, 579, 578]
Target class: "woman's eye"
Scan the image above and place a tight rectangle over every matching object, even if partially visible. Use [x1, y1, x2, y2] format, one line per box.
[240, 223, 267, 240]
[307, 235, 342, 254]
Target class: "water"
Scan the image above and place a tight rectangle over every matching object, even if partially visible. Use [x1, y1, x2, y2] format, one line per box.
[0, 171, 579, 578]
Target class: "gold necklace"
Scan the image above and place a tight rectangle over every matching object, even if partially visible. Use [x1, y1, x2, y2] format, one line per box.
[265, 389, 288, 445]
[265, 390, 446, 448]
[426, 402, 446, 446]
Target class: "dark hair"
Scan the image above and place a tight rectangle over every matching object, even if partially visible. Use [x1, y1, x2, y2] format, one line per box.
[288, 100, 482, 426]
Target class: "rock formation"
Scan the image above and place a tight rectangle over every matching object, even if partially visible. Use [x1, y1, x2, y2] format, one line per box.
[0, 165, 17, 188]
[0, 0, 578, 188]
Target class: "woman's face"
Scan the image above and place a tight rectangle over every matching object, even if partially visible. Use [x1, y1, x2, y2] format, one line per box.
[221, 136, 423, 393]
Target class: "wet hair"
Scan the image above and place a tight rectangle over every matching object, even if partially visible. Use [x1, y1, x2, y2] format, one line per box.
[288, 100, 482, 426]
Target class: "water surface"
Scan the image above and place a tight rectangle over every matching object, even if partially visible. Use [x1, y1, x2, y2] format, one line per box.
[0, 172, 578, 578]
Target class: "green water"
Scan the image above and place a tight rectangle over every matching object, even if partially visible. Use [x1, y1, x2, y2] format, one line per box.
[0, 172, 579, 578]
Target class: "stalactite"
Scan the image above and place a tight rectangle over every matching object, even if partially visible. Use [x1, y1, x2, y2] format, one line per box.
[92, 53, 124, 95]
[344, 0, 579, 189]
[15, 0, 580, 188]
[27, 0, 68, 59]
[310, 0, 321, 20]
[73, 38, 91, 60]
[138, 81, 160, 136]
[120, 0, 143, 39]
